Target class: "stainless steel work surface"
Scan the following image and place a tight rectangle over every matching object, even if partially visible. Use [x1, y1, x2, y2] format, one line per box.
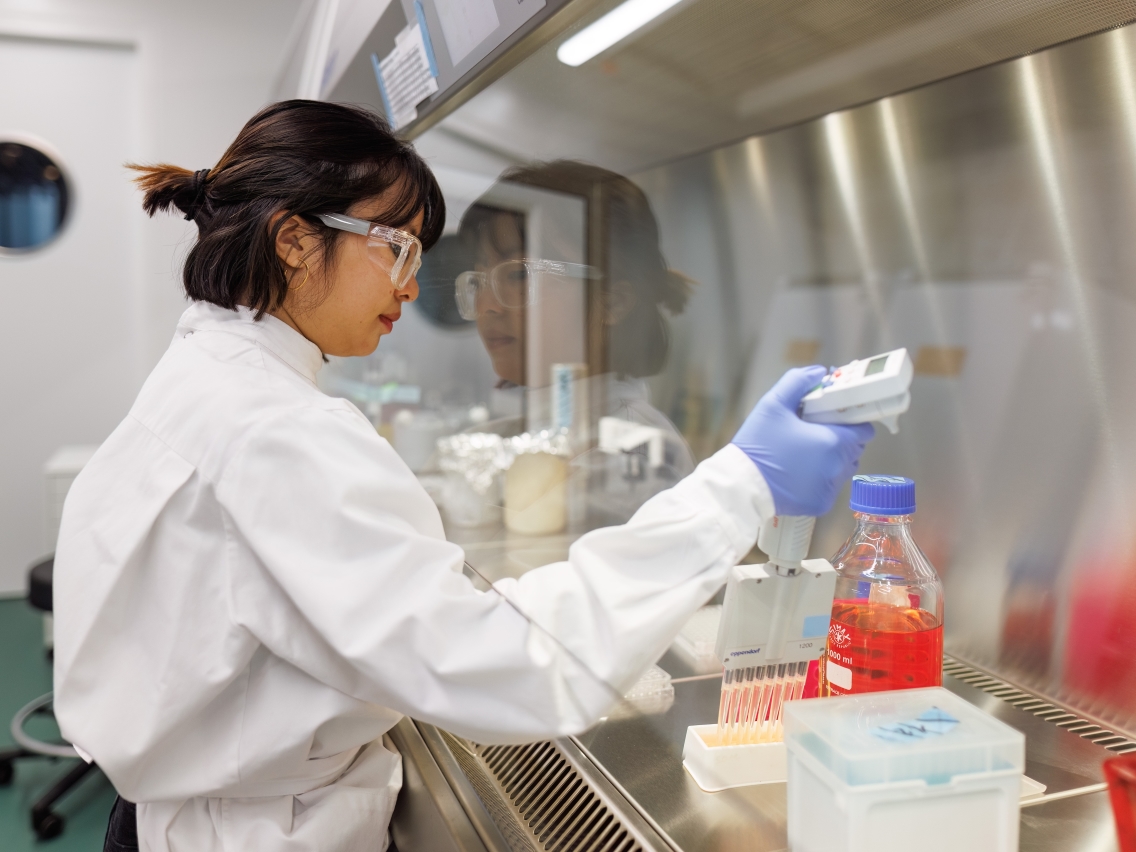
[570, 673, 1120, 851]
[1020, 792, 1120, 852]
[942, 674, 1114, 795]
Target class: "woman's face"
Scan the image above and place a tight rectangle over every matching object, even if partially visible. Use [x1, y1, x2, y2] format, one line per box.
[473, 215, 527, 385]
[272, 194, 422, 357]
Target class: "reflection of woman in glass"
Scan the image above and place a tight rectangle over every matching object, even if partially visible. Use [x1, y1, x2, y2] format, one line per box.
[458, 161, 696, 516]
[457, 204, 530, 386]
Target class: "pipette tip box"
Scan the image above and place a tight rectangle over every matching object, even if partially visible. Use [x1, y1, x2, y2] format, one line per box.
[784, 687, 1025, 852]
[682, 725, 787, 792]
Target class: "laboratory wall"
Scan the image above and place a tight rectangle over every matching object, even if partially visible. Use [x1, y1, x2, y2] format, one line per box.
[624, 24, 1136, 737]
[0, 0, 303, 594]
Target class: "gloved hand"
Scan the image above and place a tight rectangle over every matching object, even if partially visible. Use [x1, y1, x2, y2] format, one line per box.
[732, 366, 875, 516]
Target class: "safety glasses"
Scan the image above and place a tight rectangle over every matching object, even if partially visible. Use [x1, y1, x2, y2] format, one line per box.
[455, 259, 600, 321]
[316, 213, 423, 290]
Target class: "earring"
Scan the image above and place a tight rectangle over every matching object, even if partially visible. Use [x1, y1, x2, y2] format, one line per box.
[290, 260, 311, 292]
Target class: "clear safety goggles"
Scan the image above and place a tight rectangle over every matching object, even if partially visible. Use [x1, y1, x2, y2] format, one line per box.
[316, 213, 423, 290]
[454, 259, 599, 321]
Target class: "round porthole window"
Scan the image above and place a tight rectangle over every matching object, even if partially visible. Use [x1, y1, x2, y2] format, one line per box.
[0, 140, 70, 254]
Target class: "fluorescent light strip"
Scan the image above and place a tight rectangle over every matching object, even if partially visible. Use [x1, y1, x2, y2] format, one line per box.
[556, 0, 687, 66]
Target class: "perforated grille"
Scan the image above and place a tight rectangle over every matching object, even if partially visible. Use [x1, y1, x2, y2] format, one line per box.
[442, 732, 539, 852]
[440, 731, 644, 852]
[944, 657, 1136, 753]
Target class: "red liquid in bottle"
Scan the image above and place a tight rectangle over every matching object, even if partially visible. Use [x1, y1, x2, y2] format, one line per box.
[826, 600, 943, 695]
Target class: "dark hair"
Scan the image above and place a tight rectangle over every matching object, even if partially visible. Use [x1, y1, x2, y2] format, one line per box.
[129, 100, 445, 317]
[460, 160, 690, 378]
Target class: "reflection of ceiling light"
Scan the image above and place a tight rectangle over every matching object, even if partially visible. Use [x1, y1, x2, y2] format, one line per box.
[556, 0, 686, 67]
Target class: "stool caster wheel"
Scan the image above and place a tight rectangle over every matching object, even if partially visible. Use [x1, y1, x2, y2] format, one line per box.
[33, 810, 65, 840]
[0, 760, 13, 786]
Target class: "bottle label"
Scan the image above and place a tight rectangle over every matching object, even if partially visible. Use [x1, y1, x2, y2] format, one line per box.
[826, 658, 853, 690]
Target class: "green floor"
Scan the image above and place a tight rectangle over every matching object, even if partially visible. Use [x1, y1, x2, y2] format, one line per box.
[0, 597, 115, 850]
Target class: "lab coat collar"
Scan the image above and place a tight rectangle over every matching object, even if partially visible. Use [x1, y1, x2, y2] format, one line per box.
[176, 301, 325, 383]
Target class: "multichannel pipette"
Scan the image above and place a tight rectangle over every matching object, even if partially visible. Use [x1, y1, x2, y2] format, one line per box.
[714, 515, 835, 744]
[712, 348, 916, 745]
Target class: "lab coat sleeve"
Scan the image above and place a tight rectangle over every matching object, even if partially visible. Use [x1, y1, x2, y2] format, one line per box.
[218, 405, 774, 744]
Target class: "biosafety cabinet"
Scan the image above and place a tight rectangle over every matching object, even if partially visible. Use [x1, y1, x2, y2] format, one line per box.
[284, 1, 1136, 848]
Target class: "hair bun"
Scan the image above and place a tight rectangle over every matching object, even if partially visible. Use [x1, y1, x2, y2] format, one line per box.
[660, 269, 694, 315]
[127, 163, 212, 223]
[184, 169, 211, 221]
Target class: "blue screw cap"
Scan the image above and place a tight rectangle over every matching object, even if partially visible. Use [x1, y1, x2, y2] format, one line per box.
[850, 475, 916, 515]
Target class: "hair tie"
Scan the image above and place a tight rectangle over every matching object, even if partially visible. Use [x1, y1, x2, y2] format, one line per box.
[184, 168, 211, 222]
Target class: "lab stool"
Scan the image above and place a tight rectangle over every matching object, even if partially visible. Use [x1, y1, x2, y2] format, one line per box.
[0, 556, 101, 840]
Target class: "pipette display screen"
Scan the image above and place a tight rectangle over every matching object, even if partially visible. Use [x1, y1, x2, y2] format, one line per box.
[864, 355, 888, 376]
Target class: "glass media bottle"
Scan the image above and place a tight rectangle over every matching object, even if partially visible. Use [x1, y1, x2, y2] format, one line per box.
[824, 475, 944, 696]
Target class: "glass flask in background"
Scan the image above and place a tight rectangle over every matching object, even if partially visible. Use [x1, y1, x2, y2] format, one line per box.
[823, 475, 944, 696]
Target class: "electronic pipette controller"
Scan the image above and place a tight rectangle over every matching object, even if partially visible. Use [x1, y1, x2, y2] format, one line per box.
[800, 348, 913, 434]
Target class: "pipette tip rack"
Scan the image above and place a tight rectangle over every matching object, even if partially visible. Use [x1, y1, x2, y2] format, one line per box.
[682, 724, 788, 792]
[681, 661, 806, 792]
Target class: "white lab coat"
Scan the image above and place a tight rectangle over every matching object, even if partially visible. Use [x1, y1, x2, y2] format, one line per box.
[53, 301, 774, 852]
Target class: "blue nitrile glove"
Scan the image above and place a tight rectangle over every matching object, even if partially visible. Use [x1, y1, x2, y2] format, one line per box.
[732, 366, 875, 516]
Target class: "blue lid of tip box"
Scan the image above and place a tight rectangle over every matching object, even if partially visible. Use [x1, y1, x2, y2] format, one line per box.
[783, 687, 1024, 787]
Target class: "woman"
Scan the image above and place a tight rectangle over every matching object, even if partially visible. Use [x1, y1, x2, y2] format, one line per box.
[53, 100, 871, 852]
[460, 160, 691, 385]
[458, 162, 700, 519]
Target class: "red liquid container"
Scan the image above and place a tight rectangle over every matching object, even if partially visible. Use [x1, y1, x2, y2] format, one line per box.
[1105, 753, 1136, 852]
[824, 476, 944, 696]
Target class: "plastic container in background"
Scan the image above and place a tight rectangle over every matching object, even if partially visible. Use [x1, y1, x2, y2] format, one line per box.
[440, 473, 501, 528]
[504, 452, 567, 535]
[824, 475, 944, 696]
[1105, 753, 1136, 852]
[670, 605, 724, 675]
[392, 409, 450, 473]
[785, 687, 1024, 852]
[609, 665, 675, 719]
[436, 434, 506, 528]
